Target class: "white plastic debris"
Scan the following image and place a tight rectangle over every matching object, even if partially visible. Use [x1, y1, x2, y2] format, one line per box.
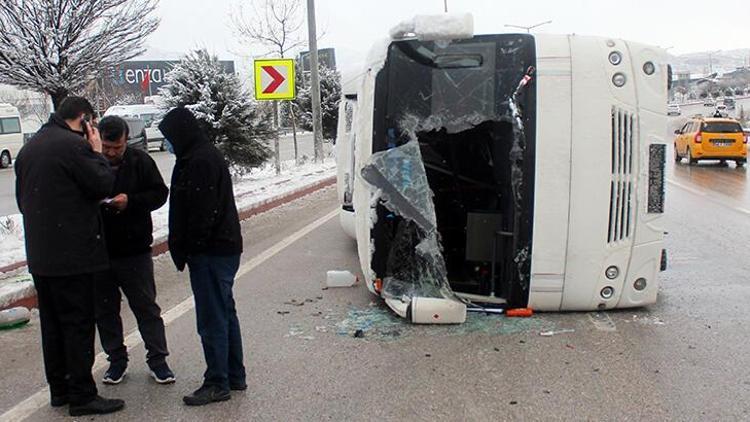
[326, 271, 358, 288]
[539, 328, 575, 337]
[389, 13, 474, 41]
[0, 306, 31, 329]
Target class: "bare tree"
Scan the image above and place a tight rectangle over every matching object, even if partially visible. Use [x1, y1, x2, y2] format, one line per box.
[234, 0, 309, 170]
[0, 0, 160, 109]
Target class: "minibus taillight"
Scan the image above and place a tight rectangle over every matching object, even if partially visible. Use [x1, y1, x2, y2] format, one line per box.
[694, 132, 702, 143]
[744, 134, 748, 144]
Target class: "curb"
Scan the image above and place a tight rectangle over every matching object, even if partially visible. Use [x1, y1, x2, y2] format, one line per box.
[0, 175, 336, 311]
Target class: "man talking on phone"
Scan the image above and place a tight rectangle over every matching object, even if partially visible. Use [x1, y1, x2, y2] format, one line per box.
[94, 116, 174, 386]
[15, 97, 125, 416]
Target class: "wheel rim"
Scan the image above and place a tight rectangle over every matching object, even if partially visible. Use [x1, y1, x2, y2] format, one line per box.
[1, 153, 9, 167]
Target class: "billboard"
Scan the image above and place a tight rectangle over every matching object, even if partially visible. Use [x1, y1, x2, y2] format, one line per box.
[297, 48, 337, 71]
[109, 60, 236, 95]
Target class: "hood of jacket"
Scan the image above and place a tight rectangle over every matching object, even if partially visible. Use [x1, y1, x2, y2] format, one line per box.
[158, 107, 209, 157]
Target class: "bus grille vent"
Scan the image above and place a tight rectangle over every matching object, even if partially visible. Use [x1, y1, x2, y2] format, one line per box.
[608, 108, 635, 244]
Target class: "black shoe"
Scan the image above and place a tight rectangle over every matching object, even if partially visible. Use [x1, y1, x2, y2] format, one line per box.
[50, 395, 68, 407]
[69, 396, 125, 416]
[182, 385, 231, 406]
[150, 363, 176, 384]
[103, 363, 127, 385]
[230, 382, 247, 391]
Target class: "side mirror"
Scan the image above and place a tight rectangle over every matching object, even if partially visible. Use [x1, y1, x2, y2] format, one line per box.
[674, 129, 681, 135]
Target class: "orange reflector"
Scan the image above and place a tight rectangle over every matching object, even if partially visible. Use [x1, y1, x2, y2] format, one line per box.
[506, 308, 534, 317]
[374, 278, 383, 293]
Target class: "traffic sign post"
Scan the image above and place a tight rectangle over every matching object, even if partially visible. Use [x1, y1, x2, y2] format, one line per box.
[254, 58, 296, 175]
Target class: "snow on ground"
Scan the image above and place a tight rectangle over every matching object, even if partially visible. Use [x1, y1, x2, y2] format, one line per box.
[0, 158, 337, 305]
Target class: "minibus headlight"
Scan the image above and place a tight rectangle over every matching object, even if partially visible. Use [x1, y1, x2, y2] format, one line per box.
[612, 73, 627, 87]
[600, 286, 615, 300]
[608, 51, 623, 66]
[634, 278, 648, 291]
[605, 266, 619, 280]
[643, 61, 656, 75]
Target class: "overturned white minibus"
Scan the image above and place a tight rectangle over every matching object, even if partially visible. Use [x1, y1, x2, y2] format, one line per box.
[335, 14, 669, 323]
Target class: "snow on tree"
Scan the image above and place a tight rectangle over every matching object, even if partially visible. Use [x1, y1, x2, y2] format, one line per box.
[0, 0, 159, 109]
[288, 62, 341, 140]
[159, 49, 273, 170]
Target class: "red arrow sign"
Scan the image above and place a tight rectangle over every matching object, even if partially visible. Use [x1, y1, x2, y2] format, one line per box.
[262, 66, 285, 94]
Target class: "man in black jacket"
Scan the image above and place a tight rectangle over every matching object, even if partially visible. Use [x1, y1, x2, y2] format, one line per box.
[158, 107, 246, 406]
[15, 97, 124, 416]
[94, 116, 174, 386]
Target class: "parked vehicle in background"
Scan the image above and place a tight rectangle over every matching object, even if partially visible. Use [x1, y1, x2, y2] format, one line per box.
[145, 118, 165, 151]
[122, 117, 148, 152]
[0, 103, 23, 169]
[723, 97, 736, 110]
[105, 104, 164, 151]
[667, 103, 681, 116]
[704, 98, 716, 107]
[674, 117, 746, 167]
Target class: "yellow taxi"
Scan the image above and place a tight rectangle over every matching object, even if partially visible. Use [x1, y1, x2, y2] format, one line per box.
[674, 117, 747, 167]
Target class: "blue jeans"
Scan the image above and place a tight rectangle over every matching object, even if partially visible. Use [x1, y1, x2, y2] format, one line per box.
[187, 254, 246, 390]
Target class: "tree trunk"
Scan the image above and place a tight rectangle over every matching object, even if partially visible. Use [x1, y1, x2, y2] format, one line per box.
[49, 89, 70, 111]
[289, 103, 299, 165]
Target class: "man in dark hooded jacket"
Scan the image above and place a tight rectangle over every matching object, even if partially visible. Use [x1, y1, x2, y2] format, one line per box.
[15, 96, 124, 416]
[158, 107, 246, 406]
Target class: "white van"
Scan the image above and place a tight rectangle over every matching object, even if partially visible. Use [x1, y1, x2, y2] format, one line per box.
[104, 104, 165, 150]
[0, 103, 23, 169]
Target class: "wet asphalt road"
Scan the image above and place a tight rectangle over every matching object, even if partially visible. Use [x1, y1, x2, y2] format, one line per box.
[1, 125, 750, 420]
[0, 133, 316, 216]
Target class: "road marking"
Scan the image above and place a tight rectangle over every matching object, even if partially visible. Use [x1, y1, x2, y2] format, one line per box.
[665, 178, 706, 197]
[0, 208, 338, 422]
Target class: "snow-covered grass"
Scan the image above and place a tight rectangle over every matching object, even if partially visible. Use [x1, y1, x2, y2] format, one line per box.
[0, 159, 337, 306]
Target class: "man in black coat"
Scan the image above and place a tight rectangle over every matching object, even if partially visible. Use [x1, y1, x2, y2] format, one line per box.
[158, 107, 246, 406]
[94, 116, 174, 386]
[14, 97, 124, 416]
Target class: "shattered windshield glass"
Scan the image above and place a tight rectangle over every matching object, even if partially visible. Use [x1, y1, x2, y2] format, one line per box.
[362, 35, 537, 307]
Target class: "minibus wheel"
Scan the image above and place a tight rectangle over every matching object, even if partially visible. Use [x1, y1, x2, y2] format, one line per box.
[686, 147, 697, 165]
[0, 151, 10, 169]
[674, 144, 681, 162]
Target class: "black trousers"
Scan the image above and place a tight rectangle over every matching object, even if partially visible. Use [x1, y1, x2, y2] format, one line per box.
[95, 252, 169, 369]
[33, 274, 98, 406]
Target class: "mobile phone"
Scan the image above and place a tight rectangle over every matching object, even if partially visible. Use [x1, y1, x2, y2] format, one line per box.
[81, 115, 91, 137]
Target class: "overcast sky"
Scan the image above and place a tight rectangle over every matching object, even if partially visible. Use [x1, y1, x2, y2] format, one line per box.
[147, 0, 750, 78]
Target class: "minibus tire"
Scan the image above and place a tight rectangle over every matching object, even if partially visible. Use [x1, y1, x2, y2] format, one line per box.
[0, 151, 10, 169]
[674, 145, 680, 162]
[737, 159, 746, 168]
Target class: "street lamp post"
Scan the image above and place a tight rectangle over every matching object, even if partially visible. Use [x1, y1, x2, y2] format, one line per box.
[504, 20, 552, 33]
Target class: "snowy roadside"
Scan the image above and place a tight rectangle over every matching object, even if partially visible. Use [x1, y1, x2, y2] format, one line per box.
[0, 158, 337, 308]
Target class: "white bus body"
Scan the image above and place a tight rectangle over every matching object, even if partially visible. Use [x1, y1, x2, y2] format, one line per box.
[0, 104, 23, 169]
[336, 18, 669, 320]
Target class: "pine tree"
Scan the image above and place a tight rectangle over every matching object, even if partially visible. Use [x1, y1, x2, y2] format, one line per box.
[287, 62, 342, 140]
[160, 49, 273, 170]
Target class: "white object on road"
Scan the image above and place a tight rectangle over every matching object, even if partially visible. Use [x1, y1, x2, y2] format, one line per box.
[539, 328, 575, 337]
[0, 306, 30, 329]
[326, 270, 358, 287]
[410, 297, 467, 324]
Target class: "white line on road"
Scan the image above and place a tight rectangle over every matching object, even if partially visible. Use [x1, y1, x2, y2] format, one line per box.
[0, 208, 338, 422]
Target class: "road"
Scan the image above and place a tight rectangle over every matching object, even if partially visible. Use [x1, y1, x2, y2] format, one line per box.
[0, 133, 318, 216]
[1, 142, 750, 420]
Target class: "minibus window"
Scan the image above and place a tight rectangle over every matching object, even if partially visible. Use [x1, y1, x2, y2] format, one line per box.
[0, 117, 21, 134]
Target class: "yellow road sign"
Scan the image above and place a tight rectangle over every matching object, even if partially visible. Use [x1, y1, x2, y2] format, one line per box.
[254, 59, 296, 101]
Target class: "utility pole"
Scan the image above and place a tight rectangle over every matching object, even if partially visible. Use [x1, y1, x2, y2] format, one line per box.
[443, 0, 448, 12]
[306, 0, 324, 163]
